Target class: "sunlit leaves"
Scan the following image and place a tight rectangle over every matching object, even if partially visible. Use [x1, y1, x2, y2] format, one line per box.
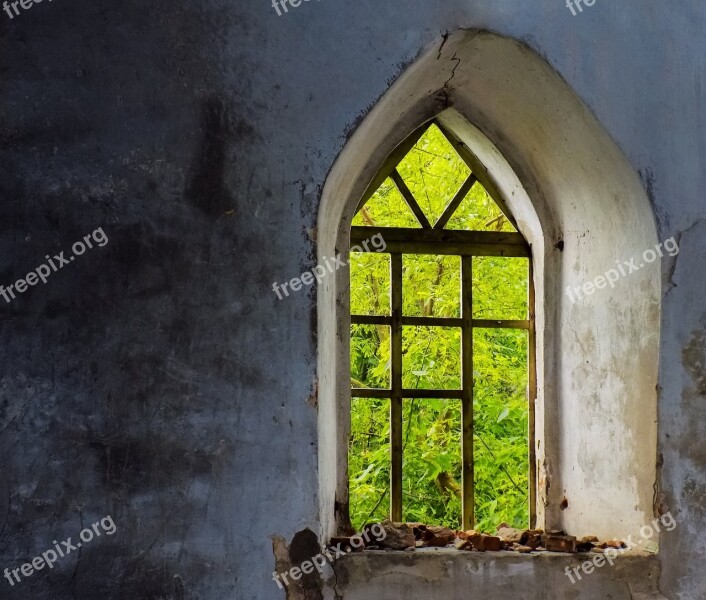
[395, 124, 471, 226]
[349, 124, 530, 533]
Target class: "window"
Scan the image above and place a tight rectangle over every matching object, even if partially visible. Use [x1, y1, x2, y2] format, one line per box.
[319, 32, 659, 545]
[348, 121, 536, 532]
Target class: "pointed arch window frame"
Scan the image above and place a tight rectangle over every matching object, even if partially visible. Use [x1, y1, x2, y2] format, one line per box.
[350, 119, 537, 531]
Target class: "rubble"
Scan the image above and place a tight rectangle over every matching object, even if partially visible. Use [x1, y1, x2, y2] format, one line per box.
[333, 520, 627, 556]
[496, 527, 527, 544]
[457, 531, 503, 552]
[377, 521, 415, 550]
[421, 526, 457, 547]
[453, 538, 472, 551]
[330, 536, 356, 552]
[601, 539, 627, 550]
[542, 534, 577, 553]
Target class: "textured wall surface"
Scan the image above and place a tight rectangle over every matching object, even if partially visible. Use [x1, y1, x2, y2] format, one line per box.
[332, 551, 664, 599]
[0, 0, 703, 599]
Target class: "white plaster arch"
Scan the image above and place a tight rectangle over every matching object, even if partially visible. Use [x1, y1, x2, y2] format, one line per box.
[318, 30, 659, 541]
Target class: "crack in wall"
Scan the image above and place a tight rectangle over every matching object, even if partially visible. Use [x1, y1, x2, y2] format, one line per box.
[436, 31, 462, 103]
[437, 31, 450, 60]
[442, 52, 461, 89]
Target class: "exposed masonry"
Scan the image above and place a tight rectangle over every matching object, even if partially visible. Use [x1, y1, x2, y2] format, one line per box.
[272, 530, 324, 600]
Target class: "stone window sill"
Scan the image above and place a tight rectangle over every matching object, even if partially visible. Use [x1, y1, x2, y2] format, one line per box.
[329, 549, 665, 599]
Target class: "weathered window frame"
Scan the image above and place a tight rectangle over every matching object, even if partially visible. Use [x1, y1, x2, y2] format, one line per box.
[349, 120, 537, 531]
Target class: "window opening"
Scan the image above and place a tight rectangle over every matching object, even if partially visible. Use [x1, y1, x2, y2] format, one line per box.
[349, 121, 536, 532]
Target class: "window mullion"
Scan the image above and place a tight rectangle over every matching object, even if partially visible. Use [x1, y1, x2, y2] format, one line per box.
[434, 174, 477, 230]
[390, 170, 432, 229]
[390, 253, 403, 522]
[461, 256, 474, 530]
[528, 260, 537, 529]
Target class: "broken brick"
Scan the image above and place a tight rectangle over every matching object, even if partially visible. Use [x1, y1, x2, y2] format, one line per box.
[543, 534, 577, 553]
[410, 523, 427, 540]
[525, 531, 543, 549]
[423, 526, 456, 547]
[496, 527, 528, 545]
[481, 535, 503, 552]
[457, 529, 477, 541]
[454, 538, 472, 550]
[462, 531, 503, 552]
[601, 539, 626, 549]
[378, 520, 415, 550]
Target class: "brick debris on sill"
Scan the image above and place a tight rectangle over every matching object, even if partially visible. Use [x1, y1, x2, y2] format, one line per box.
[333, 520, 628, 554]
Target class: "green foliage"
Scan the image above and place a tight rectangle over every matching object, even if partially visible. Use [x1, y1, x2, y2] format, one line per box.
[349, 124, 530, 533]
[352, 124, 515, 232]
[473, 328, 529, 532]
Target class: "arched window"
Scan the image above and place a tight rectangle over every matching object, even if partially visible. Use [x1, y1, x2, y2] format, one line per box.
[347, 121, 535, 532]
[318, 31, 658, 545]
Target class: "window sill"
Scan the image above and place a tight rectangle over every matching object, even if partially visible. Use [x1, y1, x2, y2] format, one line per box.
[329, 548, 664, 599]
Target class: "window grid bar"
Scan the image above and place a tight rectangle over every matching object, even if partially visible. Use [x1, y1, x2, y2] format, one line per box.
[433, 120, 520, 232]
[350, 248, 534, 530]
[352, 314, 530, 329]
[390, 170, 433, 229]
[434, 174, 478, 230]
[461, 256, 475, 530]
[528, 261, 538, 529]
[351, 226, 530, 258]
[352, 389, 464, 399]
[355, 123, 429, 215]
[390, 253, 403, 522]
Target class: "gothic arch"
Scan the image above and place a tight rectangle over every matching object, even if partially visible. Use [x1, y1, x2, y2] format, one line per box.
[318, 30, 659, 541]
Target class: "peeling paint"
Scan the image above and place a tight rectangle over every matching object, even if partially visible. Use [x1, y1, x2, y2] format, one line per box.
[272, 530, 324, 600]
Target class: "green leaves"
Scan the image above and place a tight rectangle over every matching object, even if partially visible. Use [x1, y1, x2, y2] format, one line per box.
[348, 124, 530, 533]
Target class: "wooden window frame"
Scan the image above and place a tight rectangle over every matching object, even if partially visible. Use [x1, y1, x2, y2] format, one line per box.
[349, 121, 537, 531]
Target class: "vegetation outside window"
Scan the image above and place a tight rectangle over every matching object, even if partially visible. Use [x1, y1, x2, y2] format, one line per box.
[349, 121, 536, 533]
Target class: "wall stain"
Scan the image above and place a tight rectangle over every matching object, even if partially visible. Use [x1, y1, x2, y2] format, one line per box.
[307, 378, 319, 410]
[639, 167, 670, 233]
[186, 95, 254, 216]
[85, 434, 228, 493]
[682, 327, 706, 396]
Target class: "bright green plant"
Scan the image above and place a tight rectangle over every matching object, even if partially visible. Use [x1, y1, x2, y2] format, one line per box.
[349, 124, 529, 533]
